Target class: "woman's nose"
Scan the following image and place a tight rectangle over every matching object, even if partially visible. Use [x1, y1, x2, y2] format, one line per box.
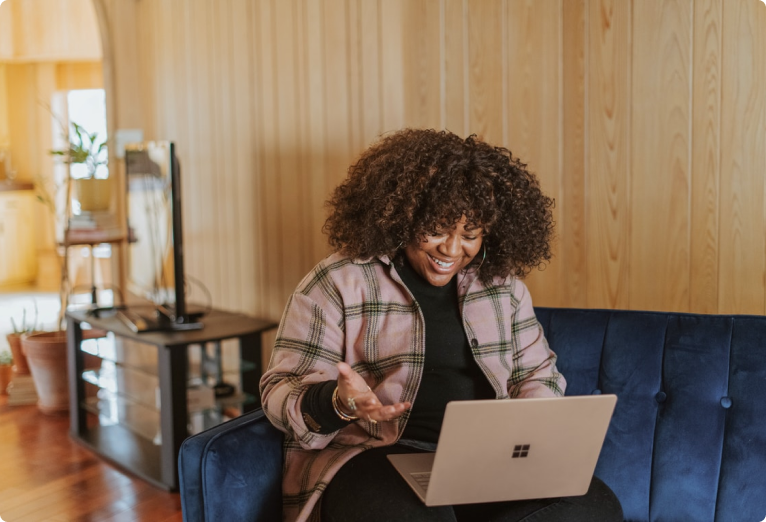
[440, 234, 461, 257]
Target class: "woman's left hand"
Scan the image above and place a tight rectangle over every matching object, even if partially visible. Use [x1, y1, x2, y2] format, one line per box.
[336, 362, 411, 423]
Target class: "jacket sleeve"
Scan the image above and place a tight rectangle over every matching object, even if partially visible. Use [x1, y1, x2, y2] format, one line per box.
[506, 280, 567, 398]
[259, 282, 348, 450]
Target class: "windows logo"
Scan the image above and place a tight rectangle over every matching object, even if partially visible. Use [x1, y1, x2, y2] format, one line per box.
[512, 444, 531, 458]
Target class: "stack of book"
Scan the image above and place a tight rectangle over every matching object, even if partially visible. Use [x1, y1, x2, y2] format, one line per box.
[69, 210, 119, 230]
[66, 211, 123, 244]
[7, 374, 38, 406]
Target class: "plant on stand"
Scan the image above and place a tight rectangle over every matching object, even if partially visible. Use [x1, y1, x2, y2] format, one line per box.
[38, 121, 109, 327]
[23, 119, 108, 415]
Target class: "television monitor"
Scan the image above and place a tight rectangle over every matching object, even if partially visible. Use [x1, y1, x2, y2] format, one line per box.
[121, 141, 203, 332]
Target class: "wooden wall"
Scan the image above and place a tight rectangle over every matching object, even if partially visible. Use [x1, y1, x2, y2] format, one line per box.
[0, 0, 101, 62]
[97, 0, 766, 320]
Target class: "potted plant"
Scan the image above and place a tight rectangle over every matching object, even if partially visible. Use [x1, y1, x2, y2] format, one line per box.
[5, 303, 40, 405]
[21, 120, 109, 415]
[6, 302, 39, 375]
[0, 350, 12, 395]
[38, 119, 109, 326]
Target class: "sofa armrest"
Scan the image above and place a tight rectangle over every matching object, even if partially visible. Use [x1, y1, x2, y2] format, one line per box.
[178, 408, 284, 522]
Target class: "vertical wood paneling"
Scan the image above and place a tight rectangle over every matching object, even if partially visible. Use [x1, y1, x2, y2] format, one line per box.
[380, 0, 405, 133]
[559, 0, 588, 307]
[359, 0, 384, 146]
[256, 0, 283, 318]
[630, 0, 692, 311]
[443, 0, 467, 135]
[303, 0, 332, 275]
[227, 0, 259, 314]
[402, 0, 441, 129]
[719, 0, 766, 313]
[275, 0, 306, 306]
[245, 0, 267, 317]
[586, 0, 631, 309]
[55, 62, 103, 90]
[689, 0, 721, 314]
[323, 0, 354, 189]
[505, 0, 562, 306]
[92, 0, 766, 320]
[467, 0, 503, 143]
[0, 3, 12, 58]
[178, 0, 200, 303]
[0, 0, 100, 61]
[0, 64, 8, 149]
[346, 1, 364, 155]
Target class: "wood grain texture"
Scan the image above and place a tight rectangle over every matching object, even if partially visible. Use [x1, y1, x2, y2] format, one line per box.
[719, 0, 766, 313]
[586, 0, 631, 309]
[55, 62, 103, 91]
[443, 0, 468, 135]
[505, 0, 562, 306]
[689, 0, 721, 313]
[467, 0, 504, 143]
[380, 0, 406, 133]
[0, 0, 101, 62]
[558, 0, 588, 308]
[402, 0, 442, 129]
[84, 0, 766, 320]
[629, 0, 692, 312]
[0, 395, 182, 521]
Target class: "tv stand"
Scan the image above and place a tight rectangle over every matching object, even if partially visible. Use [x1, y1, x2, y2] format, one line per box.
[66, 308, 277, 490]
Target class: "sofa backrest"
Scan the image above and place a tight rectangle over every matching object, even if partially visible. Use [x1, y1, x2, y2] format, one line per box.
[179, 308, 766, 522]
[535, 308, 766, 522]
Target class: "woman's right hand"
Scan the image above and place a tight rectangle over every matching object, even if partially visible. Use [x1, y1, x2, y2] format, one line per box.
[335, 362, 411, 423]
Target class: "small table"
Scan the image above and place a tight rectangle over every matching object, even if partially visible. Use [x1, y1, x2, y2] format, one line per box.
[62, 229, 126, 308]
[66, 308, 277, 490]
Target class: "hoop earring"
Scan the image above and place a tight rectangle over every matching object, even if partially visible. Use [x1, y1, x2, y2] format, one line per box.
[475, 244, 487, 271]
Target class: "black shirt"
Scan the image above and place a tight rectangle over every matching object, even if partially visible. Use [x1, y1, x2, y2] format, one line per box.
[397, 256, 496, 443]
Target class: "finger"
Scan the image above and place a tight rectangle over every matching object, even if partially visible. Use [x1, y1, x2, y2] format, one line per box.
[361, 401, 411, 422]
[336, 362, 368, 390]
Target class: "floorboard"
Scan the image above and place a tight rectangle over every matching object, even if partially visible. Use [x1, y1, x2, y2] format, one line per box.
[0, 394, 183, 522]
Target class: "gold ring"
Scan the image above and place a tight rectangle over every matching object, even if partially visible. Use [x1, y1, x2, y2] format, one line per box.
[367, 415, 377, 424]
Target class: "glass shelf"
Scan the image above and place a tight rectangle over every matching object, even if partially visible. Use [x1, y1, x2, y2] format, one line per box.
[187, 392, 258, 435]
[82, 360, 159, 410]
[84, 388, 161, 444]
[80, 332, 158, 376]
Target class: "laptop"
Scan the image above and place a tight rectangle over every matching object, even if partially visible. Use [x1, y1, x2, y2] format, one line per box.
[387, 394, 617, 506]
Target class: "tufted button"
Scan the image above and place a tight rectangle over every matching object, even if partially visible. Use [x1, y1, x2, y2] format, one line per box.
[720, 396, 732, 409]
[655, 391, 667, 403]
[592, 389, 602, 395]
[471, 338, 479, 348]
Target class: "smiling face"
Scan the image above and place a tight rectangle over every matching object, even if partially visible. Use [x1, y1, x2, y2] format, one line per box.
[403, 216, 484, 287]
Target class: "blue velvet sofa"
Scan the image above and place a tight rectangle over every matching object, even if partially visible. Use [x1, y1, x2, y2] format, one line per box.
[178, 308, 766, 521]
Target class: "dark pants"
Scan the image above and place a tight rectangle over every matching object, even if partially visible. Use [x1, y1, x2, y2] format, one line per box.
[321, 444, 623, 522]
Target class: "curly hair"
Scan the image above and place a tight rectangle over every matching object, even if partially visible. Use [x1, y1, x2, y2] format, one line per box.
[324, 128, 554, 281]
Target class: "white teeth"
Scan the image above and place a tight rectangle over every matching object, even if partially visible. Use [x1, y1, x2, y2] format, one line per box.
[430, 255, 454, 268]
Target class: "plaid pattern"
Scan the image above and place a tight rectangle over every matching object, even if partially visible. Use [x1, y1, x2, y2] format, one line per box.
[260, 253, 566, 522]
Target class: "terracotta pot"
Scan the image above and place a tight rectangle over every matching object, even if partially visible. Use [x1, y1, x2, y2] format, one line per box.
[6, 333, 31, 375]
[21, 331, 69, 415]
[0, 364, 11, 394]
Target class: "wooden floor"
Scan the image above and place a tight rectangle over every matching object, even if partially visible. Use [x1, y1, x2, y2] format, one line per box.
[0, 394, 183, 522]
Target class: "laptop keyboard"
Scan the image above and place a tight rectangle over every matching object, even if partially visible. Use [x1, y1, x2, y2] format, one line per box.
[411, 472, 431, 492]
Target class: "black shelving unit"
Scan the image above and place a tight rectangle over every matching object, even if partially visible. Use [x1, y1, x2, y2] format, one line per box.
[66, 308, 277, 491]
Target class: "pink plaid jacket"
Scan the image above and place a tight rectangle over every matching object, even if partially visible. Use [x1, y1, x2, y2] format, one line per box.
[260, 253, 566, 521]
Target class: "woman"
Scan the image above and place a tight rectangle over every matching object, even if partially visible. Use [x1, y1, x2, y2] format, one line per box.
[260, 129, 622, 522]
